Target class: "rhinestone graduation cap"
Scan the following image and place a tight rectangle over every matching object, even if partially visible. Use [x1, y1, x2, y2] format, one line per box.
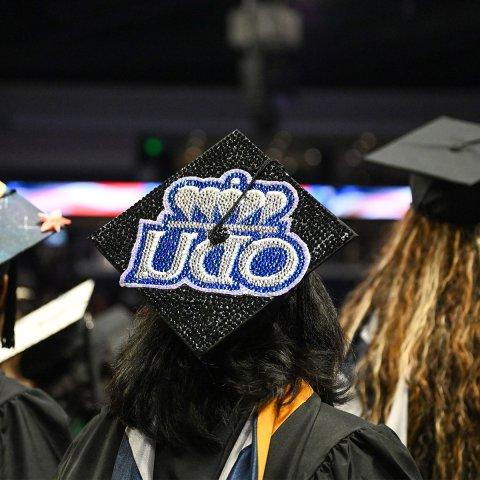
[92, 131, 356, 355]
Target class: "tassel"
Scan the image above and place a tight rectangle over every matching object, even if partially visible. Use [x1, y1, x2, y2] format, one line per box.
[1, 261, 17, 348]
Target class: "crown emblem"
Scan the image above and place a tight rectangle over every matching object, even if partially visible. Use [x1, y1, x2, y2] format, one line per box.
[121, 169, 310, 297]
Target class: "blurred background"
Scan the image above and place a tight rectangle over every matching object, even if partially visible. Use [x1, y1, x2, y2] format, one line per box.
[1, 0, 479, 433]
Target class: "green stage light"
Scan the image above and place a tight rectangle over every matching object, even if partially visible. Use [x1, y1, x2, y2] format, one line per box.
[143, 137, 164, 157]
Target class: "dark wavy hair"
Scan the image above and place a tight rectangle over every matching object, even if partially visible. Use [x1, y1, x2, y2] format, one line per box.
[107, 271, 349, 451]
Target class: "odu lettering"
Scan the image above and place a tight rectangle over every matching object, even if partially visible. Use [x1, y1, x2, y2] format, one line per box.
[120, 169, 311, 297]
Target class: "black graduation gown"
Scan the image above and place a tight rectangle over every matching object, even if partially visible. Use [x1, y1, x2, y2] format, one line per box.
[57, 392, 422, 480]
[0, 372, 72, 480]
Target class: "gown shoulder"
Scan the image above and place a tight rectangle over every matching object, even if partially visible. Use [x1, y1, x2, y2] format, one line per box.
[311, 407, 422, 480]
[266, 395, 422, 480]
[56, 407, 125, 480]
[0, 373, 72, 480]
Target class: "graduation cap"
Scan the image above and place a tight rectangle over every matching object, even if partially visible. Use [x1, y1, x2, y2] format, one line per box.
[92, 131, 356, 355]
[0, 280, 95, 363]
[365, 116, 480, 225]
[0, 184, 71, 347]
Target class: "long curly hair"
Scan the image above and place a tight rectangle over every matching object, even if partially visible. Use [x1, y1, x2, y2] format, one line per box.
[340, 208, 480, 480]
[108, 271, 349, 451]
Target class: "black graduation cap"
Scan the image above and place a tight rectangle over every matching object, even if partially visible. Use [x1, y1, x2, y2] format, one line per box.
[365, 116, 480, 225]
[92, 131, 356, 355]
[0, 186, 54, 347]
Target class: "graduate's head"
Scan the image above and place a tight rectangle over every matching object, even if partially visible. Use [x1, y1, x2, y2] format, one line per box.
[342, 117, 480, 479]
[107, 270, 350, 450]
[93, 131, 356, 450]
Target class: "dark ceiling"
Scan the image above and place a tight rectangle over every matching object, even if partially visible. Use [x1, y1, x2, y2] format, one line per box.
[1, 0, 479, 87]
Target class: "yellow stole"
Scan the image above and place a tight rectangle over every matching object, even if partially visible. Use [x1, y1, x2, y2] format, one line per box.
[256, 382, 314, 480]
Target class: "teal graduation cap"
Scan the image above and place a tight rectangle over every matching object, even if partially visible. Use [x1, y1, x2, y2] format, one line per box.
[0, 184, 71, 347]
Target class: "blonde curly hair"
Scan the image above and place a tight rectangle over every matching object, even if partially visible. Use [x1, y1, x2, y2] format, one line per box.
[340, 208, 480, 480]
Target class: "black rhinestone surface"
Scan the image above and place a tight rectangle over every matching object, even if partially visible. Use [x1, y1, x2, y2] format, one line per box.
[91, 130, 356, 355]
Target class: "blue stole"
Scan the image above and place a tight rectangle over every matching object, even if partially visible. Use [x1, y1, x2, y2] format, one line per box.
[112, 435, 143, 480]
[227, 418, 257, 480]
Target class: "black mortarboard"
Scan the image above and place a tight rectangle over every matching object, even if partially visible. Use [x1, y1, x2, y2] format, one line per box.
[92, 131, 356, 355]
[365, 116, 480, 225]
[0, 187, 54, 347]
